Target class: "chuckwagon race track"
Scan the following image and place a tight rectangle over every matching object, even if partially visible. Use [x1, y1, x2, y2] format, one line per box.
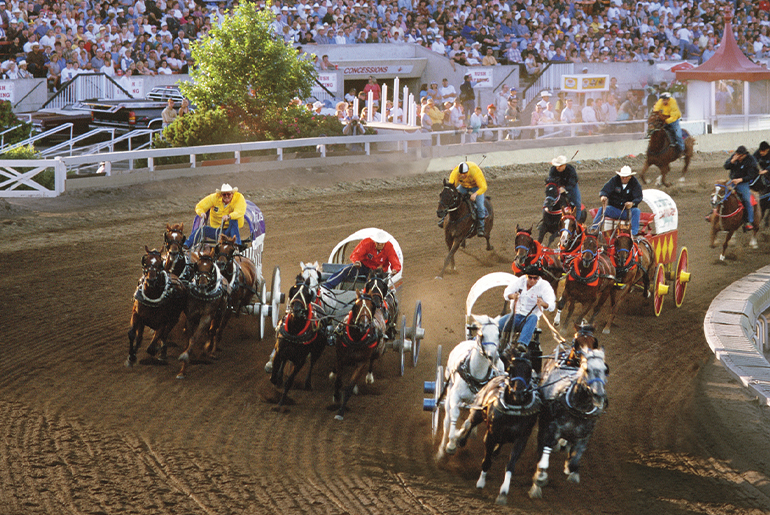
[3, 153, 770, 515]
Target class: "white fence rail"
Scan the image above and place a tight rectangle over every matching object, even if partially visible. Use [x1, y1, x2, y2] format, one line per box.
[0, 132, 430, 197]
[0, 158, 66, 197]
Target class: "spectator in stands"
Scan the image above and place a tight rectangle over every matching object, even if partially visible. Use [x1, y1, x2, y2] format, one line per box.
[582, 98, 599, 135]
[26, 42, 46, 78]
[481, 46, 498, 65]
[438, 77, 456, 104]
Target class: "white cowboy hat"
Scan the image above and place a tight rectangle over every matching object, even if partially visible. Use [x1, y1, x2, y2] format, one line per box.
[371, 230, 389, 244]
[616, 166, 636, 177]
[313, 101, 324, 109]
[551, 155, 568, 167]
[217, 183, 238, 193]
[540, 90, 552, 97]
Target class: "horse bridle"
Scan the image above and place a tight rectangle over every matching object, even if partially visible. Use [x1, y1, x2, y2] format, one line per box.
[164, 229, 186, 254]
[514, 231, 537, 265]
[437, 185, 462, 218]
[142, 250, 164, 285]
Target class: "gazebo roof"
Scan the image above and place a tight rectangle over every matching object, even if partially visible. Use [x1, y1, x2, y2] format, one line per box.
[676, 18, 770, 82]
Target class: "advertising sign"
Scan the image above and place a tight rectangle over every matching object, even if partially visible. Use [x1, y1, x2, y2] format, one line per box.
[561, 74, 609, 92]
[0, 82, 14, 102]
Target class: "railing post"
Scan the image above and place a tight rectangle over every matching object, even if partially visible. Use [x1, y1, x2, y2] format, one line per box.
[319, 144, 326, 158]
[149, 157, 154, 171]
[190, 154, 196, 168]
[277, 148, 283, 161]
[235, 151, 241, 164]
[54, 157, 66, 195]
[365, 141, 370, 155]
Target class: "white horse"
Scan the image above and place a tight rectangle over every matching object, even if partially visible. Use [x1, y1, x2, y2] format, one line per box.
[529, 345, 608, 498]
[437, 315, 505, 461]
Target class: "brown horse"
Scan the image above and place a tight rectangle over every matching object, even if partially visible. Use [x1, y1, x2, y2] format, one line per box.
[331, 290, 385, 420]
[436, 180, 494, 278]
[640, 111, 694, 186]
[127, 246, 187, 367]
[553, 231, 616, 332]
[270, 277, 327, 411]
[163, 223, 195, 281]
[557, 212, 585, 270]
[212, 234, 258, 355]
[177, 245, 229, 379]
[604, 228, 655, 334]
[709, 181, 760, 261]
[512, 226, 563, 289]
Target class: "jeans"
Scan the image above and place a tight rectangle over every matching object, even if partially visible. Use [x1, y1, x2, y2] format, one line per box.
[567, 186, 582, 220]
[184, 223, 241, 247]
[733, 181, 755, 224]
[498, 313, 539, 347]
[668, 118, 684, 152]
[456, 185, 486, 226]
[592, 206, 641, 235]
[323, 264, 371, 289]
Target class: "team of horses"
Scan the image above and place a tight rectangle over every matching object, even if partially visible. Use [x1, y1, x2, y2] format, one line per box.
[438, 318, 608, 505]
[128, 223, 257, 379]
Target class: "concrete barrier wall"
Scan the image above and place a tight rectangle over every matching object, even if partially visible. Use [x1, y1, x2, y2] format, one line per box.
[704, 266, 770, 406]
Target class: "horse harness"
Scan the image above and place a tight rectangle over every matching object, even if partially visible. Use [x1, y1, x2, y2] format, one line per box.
[278, 294, 323, 346]
[493, 374, 542, 417]
[457, 340, 499, 394]
[337, 295, 382, 349]
[189, 258, 229, 301]
[712, 183, 746, 231]
[609, 235, 650, 281]
[134, 270, 185, 307]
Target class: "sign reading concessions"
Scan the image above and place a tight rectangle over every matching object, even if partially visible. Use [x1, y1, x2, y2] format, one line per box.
[469, 68, 493, 88]
[312, 72, 337, 93]
[561, 74, 609, 92]
[341, 65, 414, 75]
[0, 82, 14, 102]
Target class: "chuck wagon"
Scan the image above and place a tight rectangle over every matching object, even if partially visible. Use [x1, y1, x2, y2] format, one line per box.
[189, 200, 284, 338]
[311, 228, 424, 375]
[591, 188, 691, 316]
[423, 272, 520, 438]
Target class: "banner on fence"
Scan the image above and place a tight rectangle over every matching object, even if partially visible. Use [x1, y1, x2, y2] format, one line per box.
[0, 82, 14, 102]
[470, 68, 494, 88]
[312, 73, 338, 94]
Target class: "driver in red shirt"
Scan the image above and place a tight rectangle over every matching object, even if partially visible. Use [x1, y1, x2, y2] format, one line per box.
[323, 230, 401, 289]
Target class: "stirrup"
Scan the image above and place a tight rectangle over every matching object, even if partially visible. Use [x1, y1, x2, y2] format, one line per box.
[477, 227, 485, 237]
[438, 219, 444, 228]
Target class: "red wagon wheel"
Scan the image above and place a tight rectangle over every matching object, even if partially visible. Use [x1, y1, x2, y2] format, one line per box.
[674, 247, 690, 308]
[653, 263, 669, 317]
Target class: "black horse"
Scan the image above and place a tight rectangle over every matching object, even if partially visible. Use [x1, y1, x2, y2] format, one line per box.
[269, 276, 327, 411]
[456, 357, 541, 505]
[537, 182, 586, 245]
[436, 180, 494, 278]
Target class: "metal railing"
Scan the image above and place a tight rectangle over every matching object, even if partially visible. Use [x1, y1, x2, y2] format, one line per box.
[39, 128, 117, 157]
[43, 73, 134, 109]
[522, 63, 575, 108]
[0, 124, 24, 149]
[1, 123, 74, 153]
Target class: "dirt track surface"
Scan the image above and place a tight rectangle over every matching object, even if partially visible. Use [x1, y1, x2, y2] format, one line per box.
[3, 152, 770, 515]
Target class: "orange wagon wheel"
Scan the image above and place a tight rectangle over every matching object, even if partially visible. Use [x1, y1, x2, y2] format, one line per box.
[674, 247, 690, 308]
[653, 263, 669, 317]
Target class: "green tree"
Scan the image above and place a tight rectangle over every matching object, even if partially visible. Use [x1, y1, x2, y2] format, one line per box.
[181, 2, 317, 124]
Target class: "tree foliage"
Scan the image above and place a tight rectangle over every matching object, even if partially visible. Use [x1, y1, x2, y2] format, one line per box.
[0, 101, 32, 146]
[180, 2, 317, 122]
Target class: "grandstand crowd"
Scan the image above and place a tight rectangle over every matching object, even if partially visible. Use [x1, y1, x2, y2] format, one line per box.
[0, 0, 760, 104]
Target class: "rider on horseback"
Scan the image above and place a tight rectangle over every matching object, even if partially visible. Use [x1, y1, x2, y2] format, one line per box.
[752, 141, 770, 192]
[724, 145, 759, 231]
[652, 92, 684, 153]
[441, 161, 488, 237]
[184, 183, 246, 248]
[498, 265, 556, 362]
[323, 230, 402, 289]
[592, 166, 644, 236]
[547, 155, 582, 220]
